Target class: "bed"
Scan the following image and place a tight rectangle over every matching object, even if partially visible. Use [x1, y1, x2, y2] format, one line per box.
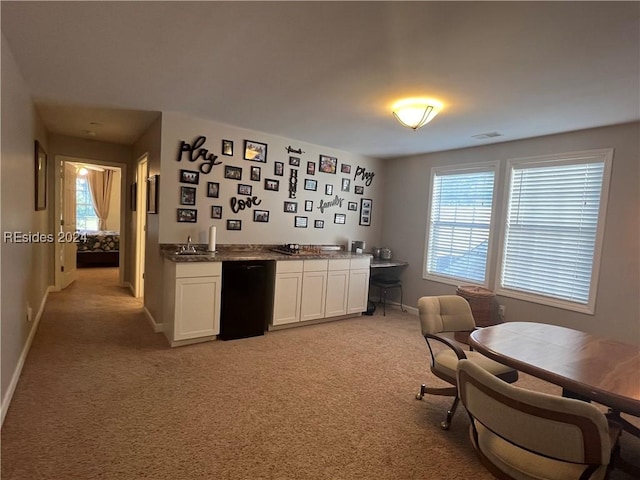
[76, 231, 120, 268]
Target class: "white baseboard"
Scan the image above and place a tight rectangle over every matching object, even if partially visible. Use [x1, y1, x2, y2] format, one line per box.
[125, 281, 135, 296]
[144, 305, 163, 333]
[1, 285, 53, 426]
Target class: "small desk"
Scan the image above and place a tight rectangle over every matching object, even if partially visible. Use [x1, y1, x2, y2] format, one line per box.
[369, 259, 408, 315]
[370, 259, 409, 269]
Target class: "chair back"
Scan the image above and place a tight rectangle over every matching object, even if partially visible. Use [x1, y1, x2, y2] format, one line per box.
[457, 359, 613, 471]
[418, 295, 476, 335]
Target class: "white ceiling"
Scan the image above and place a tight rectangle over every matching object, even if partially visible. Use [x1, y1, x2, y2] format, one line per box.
[2, 1, 638, 158]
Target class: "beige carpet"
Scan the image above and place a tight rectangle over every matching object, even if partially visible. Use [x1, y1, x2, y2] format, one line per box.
[1, 268, 638, 479]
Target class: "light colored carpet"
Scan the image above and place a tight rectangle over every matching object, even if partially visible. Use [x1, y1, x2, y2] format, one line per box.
[1, 268, 638, 479]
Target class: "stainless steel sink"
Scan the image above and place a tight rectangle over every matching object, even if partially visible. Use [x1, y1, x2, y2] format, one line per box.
[175, 250, 208, 256]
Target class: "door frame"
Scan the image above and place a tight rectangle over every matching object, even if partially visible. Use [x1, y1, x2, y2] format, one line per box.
[134, 154, 148, 298]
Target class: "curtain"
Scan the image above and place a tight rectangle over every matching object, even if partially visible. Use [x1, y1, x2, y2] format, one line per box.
[87, 170, 114, 230]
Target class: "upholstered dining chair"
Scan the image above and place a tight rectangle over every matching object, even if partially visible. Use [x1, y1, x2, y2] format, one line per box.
[457, 359, 622, 480]
[415, 295, 518, 430]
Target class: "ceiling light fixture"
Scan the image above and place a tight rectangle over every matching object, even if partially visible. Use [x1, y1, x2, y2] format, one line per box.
[392, 98, 442, 130]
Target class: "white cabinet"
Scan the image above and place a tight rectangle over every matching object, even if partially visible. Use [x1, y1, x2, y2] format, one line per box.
[347, 257, 371, 314]
[163, 261, 222, 347]
[325, 259, 350, 317]
[300, 260, 328, 321]
[272, 260, 303, 326]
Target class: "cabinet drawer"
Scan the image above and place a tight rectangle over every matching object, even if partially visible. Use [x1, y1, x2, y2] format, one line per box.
[276, 260, 304, 273]
[350, 257, 371, 269]
[176, 262, 222, 278]
[328, 259, 350, 271]
[304, 259, 328, 272]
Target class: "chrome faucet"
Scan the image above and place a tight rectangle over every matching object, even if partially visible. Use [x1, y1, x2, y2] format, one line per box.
[179, 235, 197, 253]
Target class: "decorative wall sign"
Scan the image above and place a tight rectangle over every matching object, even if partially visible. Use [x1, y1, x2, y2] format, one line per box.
[147, 175, 159, 214]
[222, 139, 233, 156]
[224, 165, 242, 180]
[238, 184, 252, 196]
[314, 220, 324, 229]
[180, 186, 196, 205]
[294, 216, 308, 228]
[180, 169, 199, 184]
[341, 178, 350, 192]
[253, 210, 270, 222]
[286, 146, 305, 155]
[265, 178, 280, 191]
[274, 162, 284, 176]
[334, 213, 346, 224]
[304, 179, 317, 191]
[250, 166, 261, 181]
[211, 205, 222, 219]
[244, 140, 267, 162]
[348, 201, 357, 211]
[341, 164, 351, 174]
[317, 195, 344, 213]
[325, 184, 333, 195]
[307, 161, 316, 175]
[284, 201, 298, 213]
[207, 182, 220, 198]
[177, 136, 222, 174]
[305, 200, 313, 212]
[230, 195, 262, 214]
[319, 154, 338, 174]
[360, 198, 372, 226]
[34, 140, 47, 211]
[227, 219, 242, 231]
[289, 156, 300, 167]
[354, 185, 364, 195]
[177, 208, 197, 223]
[289, 168, 298, 199]
[354, 166, 375, 186]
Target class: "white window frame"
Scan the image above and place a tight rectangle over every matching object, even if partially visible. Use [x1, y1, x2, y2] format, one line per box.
[494, 148, 613, 314]
[423, 161, 500, 287]
[76, 176, 99, 232]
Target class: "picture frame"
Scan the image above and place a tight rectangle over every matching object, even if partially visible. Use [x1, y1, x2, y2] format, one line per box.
[34, 140, 47, 211]
[304, 200, 313, 212]
[180, 186, 196, 205]
[222, 139, 234, 156]
[147, 174, 159, 214]
[211, 205, 223, 219]
[319, 154, 337, 174]
[360, 198, 372, 226]
[341, 164, 351, 174]
[314, 220, 324, 229]
[227, 219, 242, 231]
[177, 208, 197, 223]
[274, 161, 284, 176]
[341, 178, 350, 192]
[253, 210, 270, 223]
[306, 161, 316, 175]
[264, 178, 280, 191]
[354, 185, 364, 195]
[238, 184, 252, 196]
[244, 140, 268, 162]
[207, 182, 220, 198]
[294, 216, 308, 228]
[283, 201, 298, 213]
[224, 165, 242, 180]
[325, 184, 333, 195]
[334, 213, 346, 224]
[250, 166, 261, 182]
[179, 169, 199, 184]
[130, 182, 137, 211]
[289, 156, 300, 167]
[304, 179, 317, 191]
[348, 201, 358, 211]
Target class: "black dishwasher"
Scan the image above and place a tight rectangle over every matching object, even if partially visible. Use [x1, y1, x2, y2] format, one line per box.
[219, 261, 271, 340]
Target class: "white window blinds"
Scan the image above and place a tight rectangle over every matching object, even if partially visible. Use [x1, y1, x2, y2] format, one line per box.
[500, 153, 610, 310]
[426, 168, 496, 284]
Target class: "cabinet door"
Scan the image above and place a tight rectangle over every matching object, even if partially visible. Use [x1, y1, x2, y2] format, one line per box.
[347, 268, 370, 314]
[300, 270, 327, 321]
[325, 269, 349, 317]
[273, 272, 303, 325]
[174, 276, 221, 341]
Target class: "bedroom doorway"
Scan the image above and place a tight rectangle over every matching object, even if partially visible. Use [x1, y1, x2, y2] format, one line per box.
[134, 155, 148, 298]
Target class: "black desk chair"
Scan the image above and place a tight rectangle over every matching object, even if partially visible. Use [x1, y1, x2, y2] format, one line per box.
[370, 274, 404, 316]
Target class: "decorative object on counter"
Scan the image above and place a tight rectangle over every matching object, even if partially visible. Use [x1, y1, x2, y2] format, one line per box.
[230, 195, 261, 214]
[207, 182, 219, 198]
[272, 243, 300, 255]
[180, 169, 199, 184]
[177, 136, 222, 174]
[348, 202, 357, 211]
[264, 178, 279, 191]
[227, 219, 242, 230]
[294, 216, 308, 228]
[380, 247, 392, 260]
[250, 166, 261, 181]
[341, 178, 350, 192]
[211, 205, 222, 219]
[305, 200, 313, 212]
[319, 154, 338, 174]
[147, 174, 159, 214]
[253, 210, 269, 222]
[354, 185, 364, 195]
[34, 140, 47, 211]
[285, 145, 305, 155]
[325, 184, 333, 195]
[274, 161, 284, 176]
[372, 247, 382, 259]
[177, 208, 197, 223]
[208, 226, 217, 252]
[351, 240, 366, 254]
[334, 213, 346, 224]
[307, 161, 315, 175]
[289, 156, 300, 166]
[317, 195, 344, 213]
[354, 166, 375, 186]
[289, 168, 298, 199]
[360, 198, 372, 226]
[222, 139, 233, 156]
[341, 163, 351, 174]
[224, 165, 242, 180]
[130, 182, 136, 211]
[283, 201, 297, 213]
[244, 140, 267, 162]
[304, 179, 317, 191]
[180, 186, 196, 205]
[237, 184, 252, 196]
[314, 220, 324, 228]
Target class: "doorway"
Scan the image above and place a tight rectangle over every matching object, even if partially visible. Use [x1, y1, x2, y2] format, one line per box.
[134, 155, 148, 298]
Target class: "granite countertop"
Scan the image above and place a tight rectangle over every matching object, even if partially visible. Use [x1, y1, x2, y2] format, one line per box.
[161, 244, 372, 263]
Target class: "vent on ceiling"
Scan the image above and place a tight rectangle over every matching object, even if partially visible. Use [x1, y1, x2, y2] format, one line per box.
[472, 131, 503, 140]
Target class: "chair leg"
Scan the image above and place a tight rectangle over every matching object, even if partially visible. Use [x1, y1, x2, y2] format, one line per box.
[416, 383, 426, 400]
[399, 284, 405, 312]
[441, 396, 460, 430]
[381, 286, 386, 316]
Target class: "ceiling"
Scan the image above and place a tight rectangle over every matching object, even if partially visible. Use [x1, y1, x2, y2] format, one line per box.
[2, 1, 638, 159]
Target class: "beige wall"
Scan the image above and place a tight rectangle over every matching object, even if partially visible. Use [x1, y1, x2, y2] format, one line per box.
[382, 122, 640, 345]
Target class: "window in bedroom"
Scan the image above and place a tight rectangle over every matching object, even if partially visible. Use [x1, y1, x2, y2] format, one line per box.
[76, 176, 99, 231]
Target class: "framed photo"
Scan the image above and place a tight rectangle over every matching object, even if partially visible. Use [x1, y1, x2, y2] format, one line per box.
[306, 161, 316, 175]
[304, 200, 313, 212]
[238, 184, 252, 196]
[227, 219, 242, 231]
[274, 161, 284, 176]
[341, 164, 351, 174]
[130, 182, 137, 211]
[264, 178, 280, 191]
[177, 208, 197, 223]
[180, 186, 196, 205]
[325, 184, 333, 195]
[360, 198, 372, 226]
[334, 213, 346, 224]
[250, 166, 261, 181]
[283, 201, 298, 213]
[244, 140, 267, 162]
[314, 220, 324, 229]
[348, 201, 358, 211]
[304, 179, 317, 191]
[354, 185, 364, 195]
[207, 182, 220, 198]
[211, 205, 223, 219]
[341, 178, 350, 192]
[222, 139, 234, 156]
[289, 156, 300, 167]
[34, 140, 47, 211]
[319, 154, 337, 174]
[180, 169, 199, 184]
[224, 165, 242, 180]
[253, 210, 270, 222]
[147, 174, 159, 214]
[294, 216, 308, 228]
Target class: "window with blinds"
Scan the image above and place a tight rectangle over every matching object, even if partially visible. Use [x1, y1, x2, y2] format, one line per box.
[425, 165, 497, 284]
[498, 150, 612, 312]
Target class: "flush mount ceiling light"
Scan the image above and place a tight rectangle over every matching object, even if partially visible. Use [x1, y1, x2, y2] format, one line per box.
[392, 98, 442, 130]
